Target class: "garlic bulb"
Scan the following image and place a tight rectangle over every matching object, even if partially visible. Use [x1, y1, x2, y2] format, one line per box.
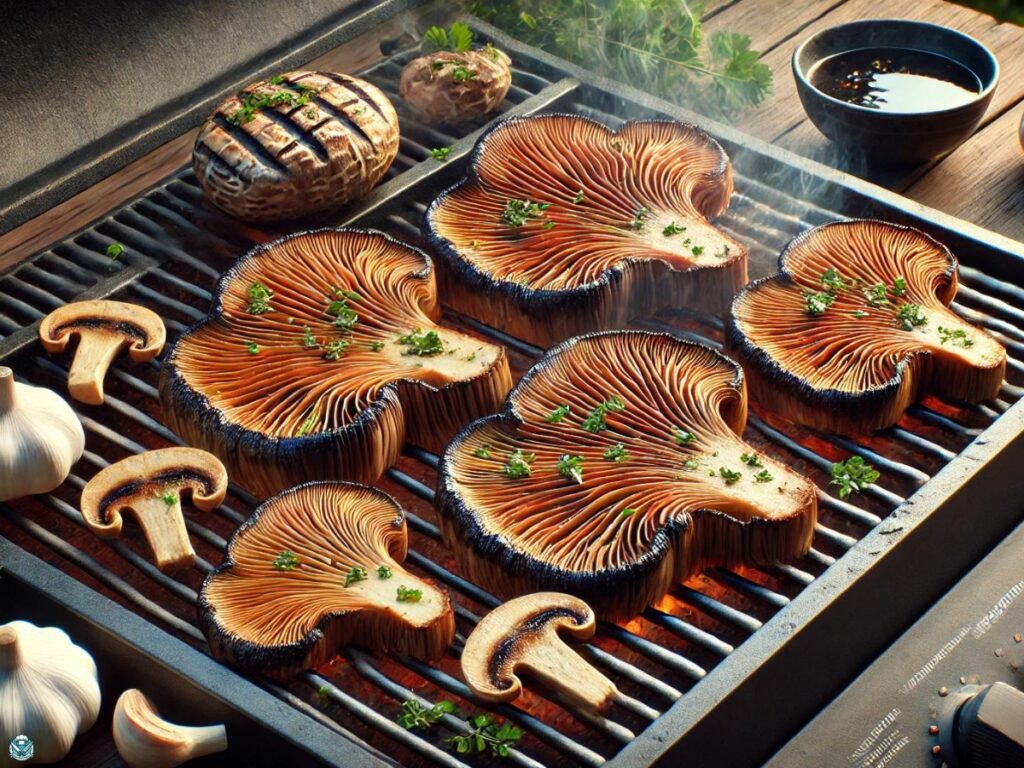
[0, 621, 101, 765]
[113, 689, 228, 768]
[0, 366, 85, 501]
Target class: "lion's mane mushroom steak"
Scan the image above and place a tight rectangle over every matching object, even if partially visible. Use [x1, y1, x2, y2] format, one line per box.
[437, 331, 817, 623]
[159, 228, 511, 499]
[199, 482, 455, 678]
[39, 300, 165, 405]
[192, 71, 399, 222]
[424, 114, 747, 347]
[726, 220, 1007, 434]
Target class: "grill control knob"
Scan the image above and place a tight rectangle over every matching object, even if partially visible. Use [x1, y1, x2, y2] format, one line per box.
[936, 682, 1024, 767]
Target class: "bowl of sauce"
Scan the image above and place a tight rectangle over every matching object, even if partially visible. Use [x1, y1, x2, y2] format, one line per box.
[793, 20, 998, 166]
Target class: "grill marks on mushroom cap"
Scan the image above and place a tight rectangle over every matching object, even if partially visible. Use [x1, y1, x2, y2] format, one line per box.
[437, 331, 817, 622]
[159, 229, 511, 498]
[425, 115, 748, 346]
[199, 482, 455, 678]
[727, 220, 1007, 434]
[192, 71, 399, 222]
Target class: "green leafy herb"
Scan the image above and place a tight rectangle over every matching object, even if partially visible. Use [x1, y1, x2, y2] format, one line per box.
[805, 291, 836, 316]
[424, 21, 474, 53]
[820, 267, 844, 293]
[829, 455, 880, 499]
[270, 75, 285, 85]
[503, 448, 535, 479]
[302, 326, 319, 349]
[246, 282, 273, 314]
[106, 243, 124, 260]
[672, 426, 696, 445]
[691, 245, 705, 257]
[557, 454, 584, 484]
[227, 87, 312, 125]
[682, 458, 700, 470]
[662, 222, 686, 236]
[896, 303, 927, 331]
[273, 550, 300, 570]
[937, 326, 974, 348]
[323, 339, 349, 361]
[352, 105, 366, 115]
[448, 714, 523, 758]
[397, 329, 444, 356]
[326, 297, 358, 332]
[160, 492, 177, 506]
[396, 585, 423, 603]
[343, 566, 368, 587]
[452, 65, 477, 82]
[581, 395, 625, 433]
[754, 469, 773, 483]
[431, 146, 452, 161]
[865, 283, 890, 308]
[245, 341, 260, 355]
[851, 310, 869, 319]
[719, 467, 742, 484]
[626, 206, 649, 230]
[295, 407, 319, 437]
[305, 107, 318, 120]
[473, 443, 493, 459]
[545, 404, 571, 423]
[369, 340, 385, 351]
[891, 276, 907, 297]
[603, 443, 630, 462]
[572, 189, 585, 204]
[377, 565, 393, 579]
[501, 198, 550, 227]
[619, 507, 636, 518]
[397, 699, 460, 730]
[484, 42, 500, 60]
[740, 452, 762, 467]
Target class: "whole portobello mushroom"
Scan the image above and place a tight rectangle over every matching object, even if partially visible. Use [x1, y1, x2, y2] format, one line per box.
[401, 41, 511, 124]
[193, 71, 399, 222]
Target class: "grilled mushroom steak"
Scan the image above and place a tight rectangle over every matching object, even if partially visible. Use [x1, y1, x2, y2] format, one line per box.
[400, 48, 512, 124]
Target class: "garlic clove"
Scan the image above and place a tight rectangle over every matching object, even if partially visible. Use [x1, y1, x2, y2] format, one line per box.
[112, 689, 228, 768]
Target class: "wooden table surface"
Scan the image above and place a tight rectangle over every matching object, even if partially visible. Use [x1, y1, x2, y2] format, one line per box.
[705, 0, 1024, 242]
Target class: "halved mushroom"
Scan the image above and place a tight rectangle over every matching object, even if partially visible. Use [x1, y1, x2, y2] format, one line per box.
[437, 331, 817, 622]
[113, 689, 228, 768]
[39, 300, 166, 405]
[400, 48, 512, 124]
[462, 593, 619, 716]
[80, 448, 228, 573]
[159, 228, 511, 499]
[424, 114, 748, 346]
[726, 220, 1007, 434]
[198, 482, 455, 678]
[193, 71, 399, 222]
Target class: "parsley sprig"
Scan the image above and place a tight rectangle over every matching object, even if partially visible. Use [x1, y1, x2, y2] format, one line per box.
[273, 550, 300, 571]
[246, 282, 273, 314]
[503, 448, 535, 479]
[937, 326, 974, 348]
[556, 454, 584, 484]
[396, 700, 523, 758]
[501, 199, 550, 227]
[424, 21, 474, 53]
[829, 455, 880, 499]
[398, 329, 444, 356]
[581, 395, 625, 433]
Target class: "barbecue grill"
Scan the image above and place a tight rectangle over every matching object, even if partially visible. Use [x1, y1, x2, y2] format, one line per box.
[2, 4, 1023, 766]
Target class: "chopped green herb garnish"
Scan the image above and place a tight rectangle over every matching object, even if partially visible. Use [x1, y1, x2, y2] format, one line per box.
[626, 206, 649, 231]
[805, 291, 836, 316]
[377, 565, 393, 579]
[865, 283, 890, 308]
[691, 245, 705, 257]
[343, 566, 368, 587]
[896, 303, 927, 331]
[754, 469, 773, 483]
[619, 507, 636, 518]
[672, 426, 696, 445]
[452, 65, 477, 82]
[397, 328, 444, 356]
[820, 268, 845, 293]
[542, 220, 556, 230]
[603, 443, 629, 462]
[891, 276, 907, 296]
[305, 107, 318, 120]
[323, 339, 349, 361]
[245, 341, 260, 355]
[473, 443, 493, 459]
[396, 585, 423, 602]
[106, 243, 124, 260]
[502, 448, 535, 479]
[715, 245, 732, 259]
[270, 75, 285, 85]
[246, 282, 273, 314]
[397, 699, 459, 730]
[500, 198, 550, 227]
[484, 42, 500, 61]
[851, 310, 868, 319]
[273, 550, 299, 570]
[937, 326, 974, 348]
[326, 297, 358, 332]
[352, 105, 366, 115]
[545, 404, 570, 423]
[682, 458, 700, 470]
[556, 454, 584, 484]
[719, 467, 742, 484]
[572, 189, 585, 204]
[302, 326, 319, 349]
[424, 21, 474, 53]
[431, 146, 452, 161]
[227, 88, 312, 125]
[160, 492, 177, 506]
[830, 455, 880, 499]
[581, 395, 625, 433]
[295, 407, 319, 437]
[740, 452, 762, 467]
[369, 340, 385, 351]
[662, 222, 686, 236]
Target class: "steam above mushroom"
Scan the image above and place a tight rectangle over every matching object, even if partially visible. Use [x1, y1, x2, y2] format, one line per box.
[424, 114, 747, 346]
[199, 482, 455, 678]
[159, 228, 511, 499]
[437, 331, 817, 622]
[112, 689, 227, 768]
[39, 299, 165, 405]
[80, 448, 228, 573]
[726, 219, 1007, 434]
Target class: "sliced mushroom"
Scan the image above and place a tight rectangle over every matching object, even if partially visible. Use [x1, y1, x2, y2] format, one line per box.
[113, 689, 227, 768]
[80, 448, 228, 573]
[199, 481, 455, 679]
[39, 300, 166, 405]
[726, 220, 1007, 433]
[462, 592, 621, 717]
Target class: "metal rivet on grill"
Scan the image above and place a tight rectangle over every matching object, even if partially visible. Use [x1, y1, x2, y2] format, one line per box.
[932, 745, 942, 756]
[928, 725, 939, 735]
[1014, 632, 1022, 643]
[938, 686, 949, 696]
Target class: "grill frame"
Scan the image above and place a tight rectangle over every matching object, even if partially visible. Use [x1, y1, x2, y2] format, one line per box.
[1, 12, 1023, 767]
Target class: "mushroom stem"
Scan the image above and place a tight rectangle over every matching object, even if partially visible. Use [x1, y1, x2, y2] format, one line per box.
[519, 637, 619, 715]
[130, 495, 196, 573]
[0, 625, 22, 671]
[67, 332, 124, 405]
[0, 367, 15, 412]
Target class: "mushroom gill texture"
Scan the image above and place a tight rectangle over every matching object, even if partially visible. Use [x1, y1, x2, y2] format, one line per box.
[400, 48, 512, 124]
[436, 331, 817, 623]
[192, 71, 399, 222]
[424, 114, 748, 347]
[199, 482, 455, 678]
[159, 228, 511, 499]
[726, 220, 1007, 434]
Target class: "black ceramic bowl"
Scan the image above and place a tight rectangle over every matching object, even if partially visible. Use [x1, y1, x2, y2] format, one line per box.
[793, 19, 998, 166]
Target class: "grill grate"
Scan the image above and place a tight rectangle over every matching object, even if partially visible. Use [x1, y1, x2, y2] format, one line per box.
[2, 19, 1024, 768]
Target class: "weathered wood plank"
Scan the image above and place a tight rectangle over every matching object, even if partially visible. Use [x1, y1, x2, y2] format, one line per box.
[702, 0, 846, 54]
